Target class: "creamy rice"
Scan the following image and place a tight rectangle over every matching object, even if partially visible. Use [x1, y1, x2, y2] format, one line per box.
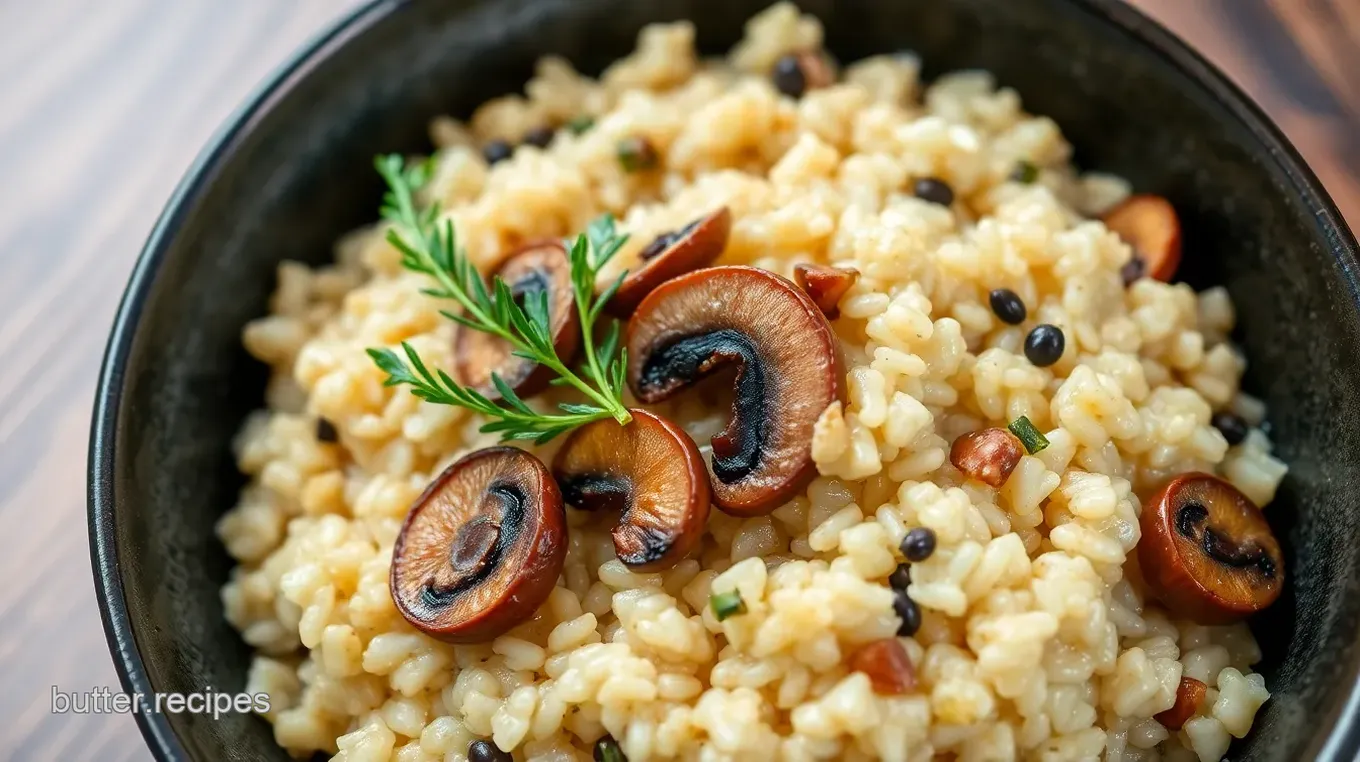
[220, 4, 1286, 760]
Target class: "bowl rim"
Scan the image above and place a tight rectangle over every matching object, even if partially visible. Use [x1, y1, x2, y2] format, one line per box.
[88, 0, 1360, 759]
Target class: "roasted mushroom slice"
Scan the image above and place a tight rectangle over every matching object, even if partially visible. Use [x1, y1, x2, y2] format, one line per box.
[793, 263, 859, 319]
[1138, 472, 1284, 624]
[455, 241, 580, 397]
[552, 409, 710, 571]
[390, 447, 567, 643]
[606, 207, 731, 317]
[626, 266, 845, 516]
[1103, 194, 1182, 283]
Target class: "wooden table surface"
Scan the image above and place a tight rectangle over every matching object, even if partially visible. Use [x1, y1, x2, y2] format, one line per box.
[0, 1, 1355, 758]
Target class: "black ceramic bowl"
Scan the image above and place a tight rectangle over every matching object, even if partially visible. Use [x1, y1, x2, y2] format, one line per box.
[90, 0, 1360, 759]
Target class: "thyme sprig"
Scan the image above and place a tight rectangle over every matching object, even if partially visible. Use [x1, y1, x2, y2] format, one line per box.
[365, 154, 632, 443]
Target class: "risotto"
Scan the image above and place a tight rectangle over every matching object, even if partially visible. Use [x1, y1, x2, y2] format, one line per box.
[219, 4, 1288, 761]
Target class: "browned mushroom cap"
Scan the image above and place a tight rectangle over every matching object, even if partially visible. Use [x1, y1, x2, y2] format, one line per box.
[455, 241, 580, 398]
[606, 207, 731, 317]
[1104, 194, 1182, 283]
[390, 447, 567, 643]
[793, 263, 859, 319]
[1138, 472, 1284, 624]
[552, 409, 710, 571]
[625, 266, 845, 516]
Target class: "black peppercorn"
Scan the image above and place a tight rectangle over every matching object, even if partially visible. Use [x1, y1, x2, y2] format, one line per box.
[523, 125, 555, 148]
[913, 177, 955, 207]
[1212, 412, 1250, 446]
[772, 54, 807, 98]
[468, 739, 513, 762]
[888, 563, 911, 591]
[988, 288, 1027, 325]
[315, 417, 339, 443]
[893, 590, 922, 636]
[1120, 256, 1147, 286]
[900, 528, 936, 562]
[1024, 324, 1066, 367]
[594, 734, 627, 762]
[482, 139, 513, 165]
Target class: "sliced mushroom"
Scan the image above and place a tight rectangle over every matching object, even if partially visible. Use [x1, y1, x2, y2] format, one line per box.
[793, 264, 859, 319]
[390, 447, 567, 643]
[1138, 472, 1284, 624]
[1103, 194, 1182, 283]
[552, 409, 710, 571]
[625, 266, 845, 516]
[606, 207, 731, 317]
[455, 241, 580, 398]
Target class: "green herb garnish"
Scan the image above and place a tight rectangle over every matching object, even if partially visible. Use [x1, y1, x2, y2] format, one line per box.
[1007, 415, 1050, 454]
[593, 736, 626, 762]
[710, 590, 747, 621]
[616, 136, 658, 173]
[566, 115, 595, 135]
[1010, 160, 1039, 184]
[365, 154, 632, 443]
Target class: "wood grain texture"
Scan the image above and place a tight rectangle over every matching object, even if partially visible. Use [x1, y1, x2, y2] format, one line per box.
[0, 0, 1354, 758]
[0, 2, 362, 759]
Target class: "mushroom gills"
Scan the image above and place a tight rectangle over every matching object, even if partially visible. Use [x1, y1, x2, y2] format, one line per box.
[508, 270, 550, 307]
[639, 218, 700, 261]
[625, 266, 845, 516]
[552, 409, 711, 571]
[612, 524, 677, 567]
[390, 447, 567, 643]
[1175, 502, 1277, 581]
[637, 329, 766, 483]
[1137, 471, 1283, 624]
[455, 241, 579, 397]
[557, 474, 631, 513]
[606, 207, 731, 317]
[422, 487, 521, 606]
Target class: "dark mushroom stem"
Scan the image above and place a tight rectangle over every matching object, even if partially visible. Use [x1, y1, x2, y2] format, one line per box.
[390, 447, 567, 643]
[626, 266, 845, 516]
[455, 241, 580, 398]
[552, 409, 710, 571]
[606, 207, 731, 317]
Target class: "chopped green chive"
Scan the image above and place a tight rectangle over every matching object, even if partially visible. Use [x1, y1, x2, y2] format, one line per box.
[1007, 415, 1050, 454]
[593, 735, 626, 762]
[616, 136, 658, 173]
[710, 590, 747, 621]
[1010, 160, 1039, 184]
[566, 115, 595, 135]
